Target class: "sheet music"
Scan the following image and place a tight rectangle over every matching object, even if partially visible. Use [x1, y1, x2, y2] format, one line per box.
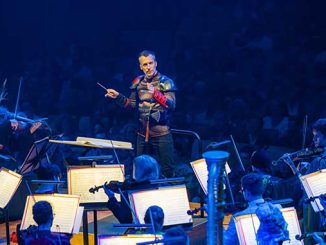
[235, 213, 259, 245]
[72, 206, 84, 234]
[68, 165, 124, 203]
[129, 185, 192, 226]
[77, 136, 133, 149]
[190, 159, 208, 195]
[301, 170, 326, 212]
[190, 159, 231, 195]
[50, 137, 133, 150]
[98, 234, 163, 245]
[20, 194, 80, 233]
[235, 207, 302, 245]
[282, 208, 302, 245]
[0, 168, 22, 208]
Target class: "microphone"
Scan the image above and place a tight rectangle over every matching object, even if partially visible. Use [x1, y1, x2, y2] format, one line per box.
[206, 140, 231, 150]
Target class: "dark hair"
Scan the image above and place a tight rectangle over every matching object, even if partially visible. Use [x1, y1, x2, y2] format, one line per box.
[250, 149, 271, 172]
[133, 155, 160, 182]
[164, 226, 189, 245]
[241, 173, 266, 196]
[312, 118, 326, 136]
[144, 205, 165, 232]
[138, 50, 156, 59]
[32, 201, 53, 225]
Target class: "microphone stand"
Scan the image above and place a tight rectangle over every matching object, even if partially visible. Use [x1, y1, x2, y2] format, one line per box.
[105, 132, 125, 177]
[230, 135, 246, 173]
[223, 170, 235, 206]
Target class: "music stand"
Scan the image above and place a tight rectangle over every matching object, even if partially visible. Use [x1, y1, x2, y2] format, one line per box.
[18, 137, 51, 175]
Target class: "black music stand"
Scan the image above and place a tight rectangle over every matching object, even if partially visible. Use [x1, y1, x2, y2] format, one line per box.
[82, 204, 109, 245]
[18, 137, 51, 175]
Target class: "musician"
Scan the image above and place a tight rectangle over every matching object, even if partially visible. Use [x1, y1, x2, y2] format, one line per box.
[294, 118, 326, 245]
[19, 200, 71, 245]
[0, 114, 43, 157]
[104, 154, 160, 223]
[164, 226, 189, 245]
[305, 118, 326, 174]
[224, 173, 282, 245]
[105, 50, 177, 178]
[143, 205, 165, 234]
[0, 118, 36, 170]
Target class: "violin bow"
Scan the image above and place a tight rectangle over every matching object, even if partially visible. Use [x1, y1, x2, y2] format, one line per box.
[302, 115, 308, 149]
[14, 77, 23, 119]
[0, 78, 7, 103]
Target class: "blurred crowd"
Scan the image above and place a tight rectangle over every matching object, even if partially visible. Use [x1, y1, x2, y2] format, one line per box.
[1, 0, 325, 150]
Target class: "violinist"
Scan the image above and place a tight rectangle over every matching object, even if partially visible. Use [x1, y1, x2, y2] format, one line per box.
[104, 154, 160, 223]
[0, 110, 44, 168]
[299, 118, 326, 245]
[305, 118, 326, 174]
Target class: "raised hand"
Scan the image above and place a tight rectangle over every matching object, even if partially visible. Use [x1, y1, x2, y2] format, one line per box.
[105, 89, 119, 99]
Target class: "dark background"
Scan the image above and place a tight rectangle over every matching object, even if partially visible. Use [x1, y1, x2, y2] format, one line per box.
[1, 0, 326, 149]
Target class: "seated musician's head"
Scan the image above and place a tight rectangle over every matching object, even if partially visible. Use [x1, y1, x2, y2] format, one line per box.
[312, 118, 326, 147]
[32, 201, 54, 228]
[144, 205, 165, 233]
[133, 155, 160, 182]
[164, 226, 189, 245]
[241, 173, 266, 202]
[250, 148, 272, 174]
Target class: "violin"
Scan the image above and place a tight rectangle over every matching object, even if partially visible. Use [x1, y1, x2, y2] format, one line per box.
[0, 107, 47, 124]
[272, 147, 325, 166]
[187, 207, 207, 215]
[89, 179, 151, 194]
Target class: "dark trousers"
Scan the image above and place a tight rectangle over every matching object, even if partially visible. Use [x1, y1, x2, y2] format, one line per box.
[136, 132, 175, 177]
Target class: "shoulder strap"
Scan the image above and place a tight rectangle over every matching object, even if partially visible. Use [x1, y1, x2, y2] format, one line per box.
[130, 75, 144, 89]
